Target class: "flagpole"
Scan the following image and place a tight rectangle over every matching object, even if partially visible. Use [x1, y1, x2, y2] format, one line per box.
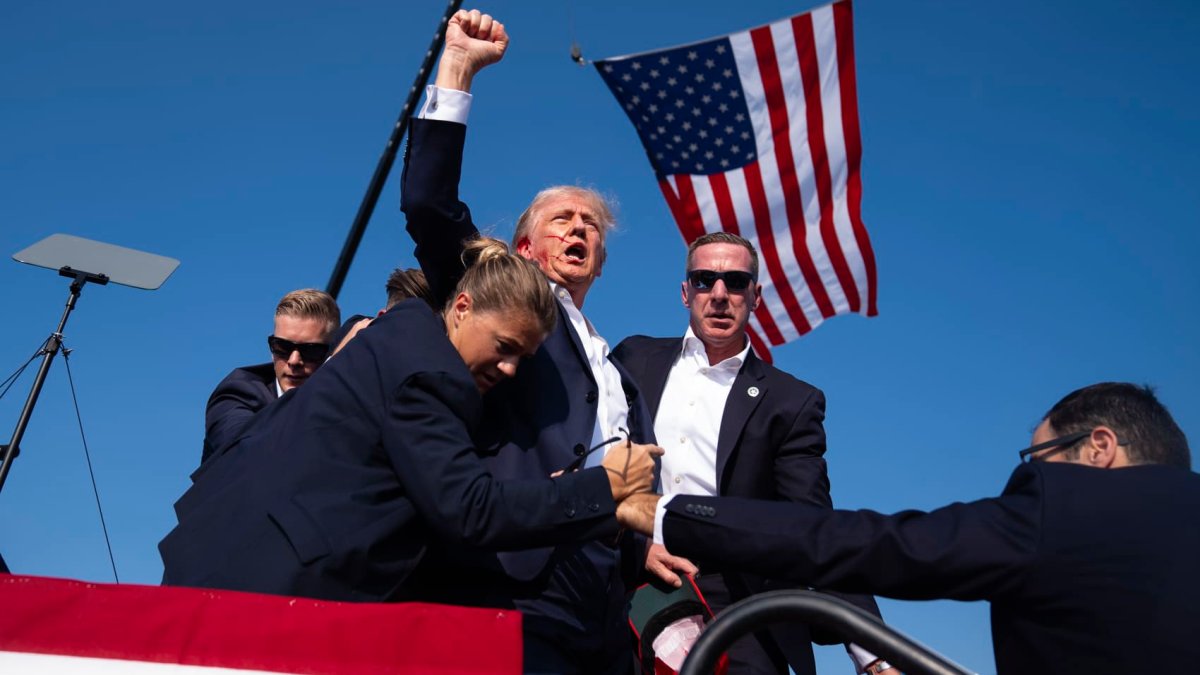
[325, 0, 463, 299]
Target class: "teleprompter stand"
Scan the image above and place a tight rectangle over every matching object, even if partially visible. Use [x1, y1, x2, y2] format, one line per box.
[0, 234, 179, 496]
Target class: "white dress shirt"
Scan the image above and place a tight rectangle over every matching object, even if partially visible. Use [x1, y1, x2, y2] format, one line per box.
[652, 329, 880, 673]
[656, 328, 749, 497]
[551, 282, 629, 466]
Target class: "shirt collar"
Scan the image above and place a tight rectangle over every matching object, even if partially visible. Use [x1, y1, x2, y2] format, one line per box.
[680, 326, 750, 371]
[550, 280, 597, 336]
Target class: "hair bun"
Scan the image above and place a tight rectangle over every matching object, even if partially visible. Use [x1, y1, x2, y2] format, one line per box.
[461, 236, 512, 267]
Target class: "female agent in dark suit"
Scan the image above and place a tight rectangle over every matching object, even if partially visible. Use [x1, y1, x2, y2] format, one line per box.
[160, 237, 661, 602]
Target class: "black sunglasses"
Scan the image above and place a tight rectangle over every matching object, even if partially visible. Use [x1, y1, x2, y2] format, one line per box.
[1017, 430, 1091, 463]
[267, 335, 330, 364]
[687, 269, 756, 291]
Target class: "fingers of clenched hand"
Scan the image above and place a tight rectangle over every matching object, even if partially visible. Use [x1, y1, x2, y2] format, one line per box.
[604, 442, 662, 500]
[455, 9, 482, 37]
[454, 9, 506, 44]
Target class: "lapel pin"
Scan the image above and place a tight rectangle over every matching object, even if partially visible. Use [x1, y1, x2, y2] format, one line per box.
[747, 386, 760, 398]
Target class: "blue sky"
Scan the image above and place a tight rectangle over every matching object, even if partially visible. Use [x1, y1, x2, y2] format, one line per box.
[2, 1, 1197, 672]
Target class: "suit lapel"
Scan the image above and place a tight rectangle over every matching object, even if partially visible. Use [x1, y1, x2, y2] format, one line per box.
[715, 352, 767, 492]
[551, 303, 597, 386]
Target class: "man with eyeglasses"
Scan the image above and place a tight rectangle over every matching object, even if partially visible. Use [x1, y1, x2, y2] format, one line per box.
[617, 382, 1198, 674]
[200, 288, 340, 464]
[612, 232, 888, 675]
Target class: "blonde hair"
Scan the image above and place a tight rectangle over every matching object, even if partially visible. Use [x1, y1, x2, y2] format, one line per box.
[455, 237, 558, 334]
[275, 288, 340, 338]
[512, 185, 617, 253]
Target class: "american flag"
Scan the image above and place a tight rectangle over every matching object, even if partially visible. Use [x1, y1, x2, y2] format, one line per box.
[595, 0, 877, 359]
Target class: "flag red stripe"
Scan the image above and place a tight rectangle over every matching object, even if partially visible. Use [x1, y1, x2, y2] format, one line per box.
[742, 161, 811, 339]
[792, 12, 861, 313]
[659, 176, 707, 245]
[707, 172, 787, 345]
[745, 324, 773, 364]
[833, 0, 878, 316]
[706, 171, 741, 237]
[749, 26, 835, 319]
[0, 575, 520, 674]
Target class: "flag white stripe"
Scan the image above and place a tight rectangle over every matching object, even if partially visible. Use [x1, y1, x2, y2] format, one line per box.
[730, 31, 825, 328]
[0, 652, 288, 675]
[690, 172, 723, 236]
[811, 5, 870, 314]
[770, 17, 850, 314]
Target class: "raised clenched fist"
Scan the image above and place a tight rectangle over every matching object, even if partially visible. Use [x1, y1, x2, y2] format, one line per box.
[435, 9, 509, 91]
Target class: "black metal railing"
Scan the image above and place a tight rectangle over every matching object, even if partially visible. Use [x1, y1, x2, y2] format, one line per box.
[680, 590, 976, 675]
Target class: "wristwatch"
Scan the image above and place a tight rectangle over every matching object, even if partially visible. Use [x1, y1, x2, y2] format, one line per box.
[864, 659, 894, 674]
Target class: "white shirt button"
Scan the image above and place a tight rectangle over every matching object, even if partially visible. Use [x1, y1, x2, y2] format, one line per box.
[674, 476, 682, 484]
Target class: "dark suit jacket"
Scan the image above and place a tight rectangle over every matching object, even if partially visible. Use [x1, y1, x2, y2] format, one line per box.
[400, 118, 655, 642]
[160, 301, 619, 602]
[201, 362, 276, 464]
[663, 462, 1200, 675]
[613, 335, 879, 674]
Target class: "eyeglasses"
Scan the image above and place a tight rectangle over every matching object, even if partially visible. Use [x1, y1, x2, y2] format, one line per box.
[687, 269, 756, 291]
[1017, 430, 1091, 463]
[267, 335, 330, 364]
[560, 428, 629, 474]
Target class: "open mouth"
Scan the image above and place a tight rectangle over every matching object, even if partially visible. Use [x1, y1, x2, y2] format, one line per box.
[563, 242, 588, 263]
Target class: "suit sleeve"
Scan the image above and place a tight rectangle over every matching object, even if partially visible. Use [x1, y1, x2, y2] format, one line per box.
[664, 465, 1043, 602]
[772, 387, 831, 507]
[203, 375, 268, 463]
[768, 387, 883, 637]
[400, 118, 481, 308]
[385, 371, 621, 550]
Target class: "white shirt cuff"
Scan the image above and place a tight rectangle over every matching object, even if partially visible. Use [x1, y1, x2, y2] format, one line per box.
[417, 85, 472, 123]
[653, 494, 674, 546]
[847, 643, 882, 672]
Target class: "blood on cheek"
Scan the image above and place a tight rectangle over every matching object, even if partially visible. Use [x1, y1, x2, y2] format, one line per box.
[541, 234, 576, 263]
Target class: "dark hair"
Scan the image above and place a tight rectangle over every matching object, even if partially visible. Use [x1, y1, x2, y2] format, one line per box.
[1043, 382, 1191, 469]
[385, 268, 434, 310]
[685, 232, 759, 279]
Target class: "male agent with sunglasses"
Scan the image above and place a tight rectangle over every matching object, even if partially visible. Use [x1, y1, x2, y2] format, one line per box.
[612, 232, 888, 675]
[200, 288, 340, 464]
[618, 382, 1198, 675]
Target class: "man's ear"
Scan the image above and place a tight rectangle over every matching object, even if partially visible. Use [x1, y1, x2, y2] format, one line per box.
[751, 283, 763, 312]
[681, 281, 691, 308]
[1084, 425, 1125, 468]
[516, 237, 533, 260]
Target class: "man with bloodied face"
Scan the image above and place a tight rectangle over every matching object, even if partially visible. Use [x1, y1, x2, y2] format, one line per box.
[399, 9, 671, 673]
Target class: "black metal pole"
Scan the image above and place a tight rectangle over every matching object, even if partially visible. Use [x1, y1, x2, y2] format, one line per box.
[325, 0, 464, 299]
[680, 590, 976, 675]
[0, 268, 107, 496]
